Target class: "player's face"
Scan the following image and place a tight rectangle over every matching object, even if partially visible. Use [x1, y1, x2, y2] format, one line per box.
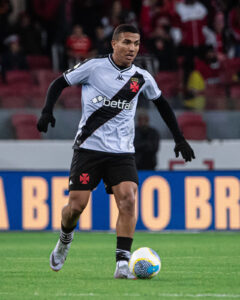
[112, 32, 140, 67]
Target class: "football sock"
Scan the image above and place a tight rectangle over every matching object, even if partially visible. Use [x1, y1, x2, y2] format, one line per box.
[60, 223, 75, 245]
[116, 236, 133, 262]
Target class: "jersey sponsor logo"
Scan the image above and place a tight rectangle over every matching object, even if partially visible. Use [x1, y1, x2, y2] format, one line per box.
[92, 95, 104, 104]
[91, 95, 133, 110]
[80, 173, 90, 184]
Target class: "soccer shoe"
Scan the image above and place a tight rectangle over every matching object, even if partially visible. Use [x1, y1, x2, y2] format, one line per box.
[50, 240, 71, 272]
[114, 260, 136, 279]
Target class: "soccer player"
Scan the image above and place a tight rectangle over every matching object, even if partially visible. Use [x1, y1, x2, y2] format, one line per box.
[37, 24, 195, 279]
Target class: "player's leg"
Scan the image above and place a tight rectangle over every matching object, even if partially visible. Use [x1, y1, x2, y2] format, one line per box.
[62, 190, 91, 229]
[50, 190, 91, 271]
[113, 181, 137, 237]
[112, 181, 137, 279]
[50, 149, 101, 271]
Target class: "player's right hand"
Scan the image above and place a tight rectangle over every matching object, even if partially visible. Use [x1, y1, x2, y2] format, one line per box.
[37, 113, 56, 133]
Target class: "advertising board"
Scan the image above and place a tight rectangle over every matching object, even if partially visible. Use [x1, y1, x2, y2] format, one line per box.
[1, 171, 239, 231]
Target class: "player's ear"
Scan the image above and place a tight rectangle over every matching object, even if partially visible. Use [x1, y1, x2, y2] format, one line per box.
[111, 39, 116, 50]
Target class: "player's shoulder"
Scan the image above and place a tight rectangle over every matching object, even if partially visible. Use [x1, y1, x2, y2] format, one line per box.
[133, 64, 155, 82]
[72, 54, 109, 70]
[83, 54, 109, 65]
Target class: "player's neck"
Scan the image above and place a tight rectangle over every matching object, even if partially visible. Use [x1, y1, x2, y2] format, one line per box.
[111, 54, 131, 70]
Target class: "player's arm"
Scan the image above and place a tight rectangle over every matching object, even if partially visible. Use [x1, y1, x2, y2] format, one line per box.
[37, 75, 69, 133]
[153, 95, 195, 162]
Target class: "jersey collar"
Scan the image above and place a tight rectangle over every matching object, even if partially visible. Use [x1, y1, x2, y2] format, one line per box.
[108, 54, 132, 73]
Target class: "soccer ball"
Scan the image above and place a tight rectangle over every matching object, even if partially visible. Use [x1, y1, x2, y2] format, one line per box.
[129, 247, 161, 279]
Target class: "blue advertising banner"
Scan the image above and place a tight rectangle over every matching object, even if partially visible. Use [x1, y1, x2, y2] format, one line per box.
[0, 171, 240, 231]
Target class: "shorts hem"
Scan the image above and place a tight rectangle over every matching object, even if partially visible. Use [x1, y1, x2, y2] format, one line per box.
[105, 178, 139, 194]
[110, 178, 139, 187]
[68, 186, 94, 191]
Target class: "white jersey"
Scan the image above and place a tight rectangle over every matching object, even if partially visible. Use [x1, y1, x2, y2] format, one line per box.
[63, 54, 161, 153]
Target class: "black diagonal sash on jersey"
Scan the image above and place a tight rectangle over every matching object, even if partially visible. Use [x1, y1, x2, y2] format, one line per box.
[74, 72, 145, 147]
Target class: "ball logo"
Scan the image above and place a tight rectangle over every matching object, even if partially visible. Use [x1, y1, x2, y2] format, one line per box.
[80, 173, 90, 184]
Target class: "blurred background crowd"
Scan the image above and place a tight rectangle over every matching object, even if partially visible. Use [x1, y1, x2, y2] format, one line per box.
[1, 0, 240, 143]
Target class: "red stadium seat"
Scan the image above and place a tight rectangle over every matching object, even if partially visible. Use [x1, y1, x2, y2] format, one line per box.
[27, 55, 52, 70]
[204, 58, 240, 109]
[0, 84, 15, 97]
[0, 95, 28, 108]
[205, 84, 227, 110]
[60, 86, 82, 108]
[33, 69, 61, 90]
[178, 112, 207, 140]
[220, 58, 240, 86]
[230, 85, 240, 109]
[23, 86, 45, 108]
[6, 70, 34, 85]
[11, 114, 41, 139]
[0, 83, 32, 108]
[0, 70, 40, 108]
[155, 71, 180, 99]
[29, 94, 45, 108]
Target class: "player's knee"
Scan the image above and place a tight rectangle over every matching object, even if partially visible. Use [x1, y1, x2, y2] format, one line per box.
[118, 192, 135, 216]
[69, 195, 87, 217]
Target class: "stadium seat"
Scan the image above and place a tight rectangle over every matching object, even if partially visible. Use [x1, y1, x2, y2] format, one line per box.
[27, 55, 52, 70]
[0, 84, 14, 97]
[0, 83, 32, 108]
[177, 112, 207, 140]
[6, 70, 34, 85]
[24, 86, 45, 108]
[29, 94, 45, 108]
[33, 69, 61, 90]
[60, 86, 82, 108]
[203, 58, 240, 109]
[231, 85, 240, 97]
[205, 84, 227, 110]
[230, 85, 240, 109]
[155, 71, 180, 99]
[0, 95, 28, 108]
[0, 70, 40, 108]
[11, 113, 41, 139]
[220, 58, 240, 86]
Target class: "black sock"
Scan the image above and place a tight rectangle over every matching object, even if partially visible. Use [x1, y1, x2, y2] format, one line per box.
[60, 223, 75, 244]
[116, 236, 133, 262]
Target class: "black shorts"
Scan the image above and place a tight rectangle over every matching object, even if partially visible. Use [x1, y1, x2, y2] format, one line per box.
[69, 148, 139, 194]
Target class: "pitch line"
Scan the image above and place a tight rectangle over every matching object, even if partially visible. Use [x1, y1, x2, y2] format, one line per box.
[5, 257, 46, 261]
[157, 294, 240, 298]
[0, 292, 240, 298]
[54, 293, 240, 298]
[164, 271, 240, 275]
[55, 293, 240, 298]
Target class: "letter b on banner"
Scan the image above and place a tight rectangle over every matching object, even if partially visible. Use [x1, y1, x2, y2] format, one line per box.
[185, 177, 212, 229]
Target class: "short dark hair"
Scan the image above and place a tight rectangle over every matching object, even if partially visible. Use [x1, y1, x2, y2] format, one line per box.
[112, 24, 140, 40]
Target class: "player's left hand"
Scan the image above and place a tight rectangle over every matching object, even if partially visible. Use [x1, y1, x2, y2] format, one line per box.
[37, 112, 56, 133]
[174, 140, 195, 162]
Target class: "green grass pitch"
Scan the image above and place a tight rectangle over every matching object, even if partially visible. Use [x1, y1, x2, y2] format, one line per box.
[0, 232, 240, 300]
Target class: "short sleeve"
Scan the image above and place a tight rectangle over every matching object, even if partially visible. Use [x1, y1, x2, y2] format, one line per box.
[63, 59, 94, 86]
[142, 71, 162, 100]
